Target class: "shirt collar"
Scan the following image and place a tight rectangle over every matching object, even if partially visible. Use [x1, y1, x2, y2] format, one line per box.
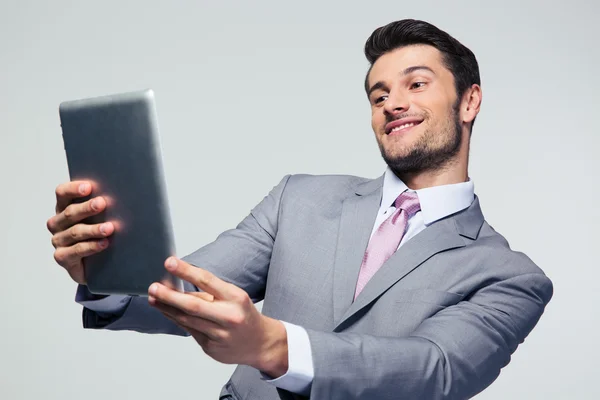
[381, 167, 475, 226]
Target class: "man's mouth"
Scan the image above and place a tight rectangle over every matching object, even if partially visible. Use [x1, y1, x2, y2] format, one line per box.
[385, 118, 424, 135]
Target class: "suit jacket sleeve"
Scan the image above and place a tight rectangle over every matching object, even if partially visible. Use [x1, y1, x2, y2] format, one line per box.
[303, 272, 553, 400]
[81, 175, 292, 334]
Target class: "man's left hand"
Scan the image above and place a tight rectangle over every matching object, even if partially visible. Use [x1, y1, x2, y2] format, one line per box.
[148, 257, 289, 378]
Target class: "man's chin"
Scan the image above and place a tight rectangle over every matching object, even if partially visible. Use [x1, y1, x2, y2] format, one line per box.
[381, 147, 428, 174]
[385, 162, 428, 175]
[380, 146, 413, 163]
[379, 134, 416, 153]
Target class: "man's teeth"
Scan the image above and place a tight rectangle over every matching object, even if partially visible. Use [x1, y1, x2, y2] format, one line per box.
[391, 122, 416, 132]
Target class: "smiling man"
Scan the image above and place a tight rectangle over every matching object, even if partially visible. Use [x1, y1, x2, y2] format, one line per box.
[48, 19, 553, 400]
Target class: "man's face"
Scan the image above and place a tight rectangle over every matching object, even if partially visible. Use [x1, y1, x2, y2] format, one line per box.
[367, 45, 464, 174]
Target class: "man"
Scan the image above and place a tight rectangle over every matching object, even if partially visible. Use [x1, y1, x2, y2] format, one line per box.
[47, 19, 553, 400]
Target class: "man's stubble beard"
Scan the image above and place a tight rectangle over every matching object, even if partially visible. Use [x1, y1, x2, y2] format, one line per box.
[379, 103, 463, 175]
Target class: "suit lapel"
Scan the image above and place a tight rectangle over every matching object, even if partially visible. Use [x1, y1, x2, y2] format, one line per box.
[333, 195, 485, 332]
[331, 176, 383, 326]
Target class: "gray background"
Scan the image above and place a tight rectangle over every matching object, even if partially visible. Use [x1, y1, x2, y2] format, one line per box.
[1, 0, 597, 398]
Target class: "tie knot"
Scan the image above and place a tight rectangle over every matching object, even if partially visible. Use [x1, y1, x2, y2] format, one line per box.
[394, 191, 421, 216]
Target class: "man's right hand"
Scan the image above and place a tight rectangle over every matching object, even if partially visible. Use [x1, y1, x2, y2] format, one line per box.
[47, 181, 114, 285]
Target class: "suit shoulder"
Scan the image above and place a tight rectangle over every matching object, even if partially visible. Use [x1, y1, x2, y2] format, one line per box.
[283, 173, 374, 197]
[462, 222, 554, 306]
[474, 221, 551, 280]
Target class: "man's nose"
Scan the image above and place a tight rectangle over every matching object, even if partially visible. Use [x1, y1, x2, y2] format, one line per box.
[383, 90, 409, 116]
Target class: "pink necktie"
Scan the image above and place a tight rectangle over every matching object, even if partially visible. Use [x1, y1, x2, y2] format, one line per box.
[354, 191, 421, 300]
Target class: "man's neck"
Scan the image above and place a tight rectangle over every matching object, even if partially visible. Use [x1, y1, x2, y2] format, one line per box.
[392, 164, 469, 190]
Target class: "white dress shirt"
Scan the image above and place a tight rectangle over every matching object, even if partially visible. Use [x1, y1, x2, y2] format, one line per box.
[261, 168, 475, 395]
[76, 168, 475, 396]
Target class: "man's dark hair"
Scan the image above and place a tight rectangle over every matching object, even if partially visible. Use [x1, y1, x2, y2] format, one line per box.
[364, 19, 480, 112]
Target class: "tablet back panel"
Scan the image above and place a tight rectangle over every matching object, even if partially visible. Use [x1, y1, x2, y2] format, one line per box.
[59, 89, 183, 296]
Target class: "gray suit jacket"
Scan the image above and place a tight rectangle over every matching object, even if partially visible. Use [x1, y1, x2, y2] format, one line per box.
[83, 174, 553, 400]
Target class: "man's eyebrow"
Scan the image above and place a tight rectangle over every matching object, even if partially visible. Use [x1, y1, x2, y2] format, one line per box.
[402, 65, 436, 76]
[367, 81, 388, 97]
[367, 65, 436, 96]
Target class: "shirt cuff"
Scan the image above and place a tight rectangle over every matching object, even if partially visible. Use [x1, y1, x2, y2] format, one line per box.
[260, 321, 314, 396]
[75, 284, 131, 316]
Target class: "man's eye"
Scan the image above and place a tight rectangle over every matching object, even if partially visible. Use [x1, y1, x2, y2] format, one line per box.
[374, 95, 388, 104]
[410, 82, 426, 89]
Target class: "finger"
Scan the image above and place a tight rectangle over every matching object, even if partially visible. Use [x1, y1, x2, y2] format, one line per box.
[189, 291, 215, 302]
[164, 257, 238, 300]
[148, 282, 224, 324]
[149, 296, 224, 341]
[51, 222, 114, 248]
[48, 196, 107, 234]
[149, 296, 220, 341]
[52, 252, 85, 284]
[152, 302, 192, 333]
[55, 181, 92, 213]
[189, 330, 211, 350]
[53, 239, 109, 268]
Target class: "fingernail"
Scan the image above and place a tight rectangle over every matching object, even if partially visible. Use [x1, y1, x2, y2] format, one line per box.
[91, 199, 100, 211]
[100, 222, 110, 235]
[166, 257, 177, 270]
[149, 284, 158, 296]
[79, 183, 90, 194]
[99, 239, 108, 248]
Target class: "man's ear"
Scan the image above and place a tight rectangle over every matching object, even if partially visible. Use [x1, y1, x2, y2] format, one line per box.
[462, 84, 482, 125]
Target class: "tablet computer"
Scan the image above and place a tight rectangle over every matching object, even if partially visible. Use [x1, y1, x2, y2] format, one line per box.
[59, 89, 183, 296]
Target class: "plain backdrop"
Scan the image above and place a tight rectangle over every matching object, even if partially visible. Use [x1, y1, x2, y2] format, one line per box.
[1, 0, 598, 399]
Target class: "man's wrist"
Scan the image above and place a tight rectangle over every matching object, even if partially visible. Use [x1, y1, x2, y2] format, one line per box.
[254, 316, 289, 378]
